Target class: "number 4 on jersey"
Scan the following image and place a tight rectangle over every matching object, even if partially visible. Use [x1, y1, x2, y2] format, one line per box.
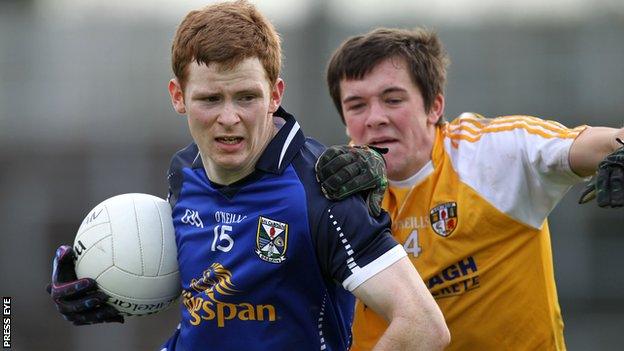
[403, 229, 422, 257]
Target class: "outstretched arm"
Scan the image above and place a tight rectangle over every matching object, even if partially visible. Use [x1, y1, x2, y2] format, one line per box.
[571, 126, 624, 207]
[352, 257, 450, 351]
[569, 126, 624, 176]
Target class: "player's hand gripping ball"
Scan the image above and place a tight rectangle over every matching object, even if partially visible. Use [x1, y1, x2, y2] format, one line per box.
[579, 138, 624, 207]
[47, 245, 124, 326]
[316, 145, 388, 217]
[47, 193, 180, 324]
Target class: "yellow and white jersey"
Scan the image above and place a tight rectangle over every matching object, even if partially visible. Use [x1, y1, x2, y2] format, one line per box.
[352, 113, 587, 351]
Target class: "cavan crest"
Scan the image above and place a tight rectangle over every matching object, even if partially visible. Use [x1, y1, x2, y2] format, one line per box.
[255, 216, 288, 263]
[429, 202, 458, 237]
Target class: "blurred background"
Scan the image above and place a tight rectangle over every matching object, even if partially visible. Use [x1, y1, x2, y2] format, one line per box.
[1, 0, 623, 349]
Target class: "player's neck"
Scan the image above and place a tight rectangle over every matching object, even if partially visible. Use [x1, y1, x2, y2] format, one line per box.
[388, 131, 435, 181]
[389, 122, 441, 181]
[388, 155, 432, 182]
[206, 163, 256, 186]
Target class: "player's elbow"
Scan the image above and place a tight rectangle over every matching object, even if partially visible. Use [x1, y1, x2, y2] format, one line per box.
[417, 314, 450, 350]
[430, 318, 451, 350]
[393, 312, 450, 350]
[415, 308, 450, 350]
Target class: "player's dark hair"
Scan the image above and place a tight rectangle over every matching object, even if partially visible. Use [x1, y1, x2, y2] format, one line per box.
[327, 27, 450, 124]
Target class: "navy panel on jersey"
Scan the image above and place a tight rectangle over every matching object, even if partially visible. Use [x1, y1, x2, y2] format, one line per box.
[161, 107, 400, 351]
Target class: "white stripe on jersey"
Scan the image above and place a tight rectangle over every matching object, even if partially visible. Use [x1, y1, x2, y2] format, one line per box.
[342, 245, 406, 292]
[444, 114, 587, 229]
[278, 122, 301, 169]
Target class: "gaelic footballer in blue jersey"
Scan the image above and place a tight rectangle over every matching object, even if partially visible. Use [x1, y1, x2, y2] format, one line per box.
[46, 1, 448, 349]
[161, 2, 448, 350]
[163, 107, 409, 349]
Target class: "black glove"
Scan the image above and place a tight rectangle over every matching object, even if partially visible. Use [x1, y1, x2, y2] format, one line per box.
[315, 145, 388, 217]
[47, 245, 124, 325]
[578, 138, 624, 207]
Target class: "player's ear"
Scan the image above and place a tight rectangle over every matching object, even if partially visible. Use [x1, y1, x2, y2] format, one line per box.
[268, 78, 285, 114]
[427, 94, 445, 125]
[168, 78, 187, 115]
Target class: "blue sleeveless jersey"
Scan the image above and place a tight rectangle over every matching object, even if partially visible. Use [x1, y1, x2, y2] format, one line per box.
[161, 108, 404, 351]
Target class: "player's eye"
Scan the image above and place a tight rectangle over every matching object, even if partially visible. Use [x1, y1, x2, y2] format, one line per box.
[239, 94, 257, 102]
[202, 95, 221, 103]
[385, 97, 403, 105]
[345, 103, 366, 112]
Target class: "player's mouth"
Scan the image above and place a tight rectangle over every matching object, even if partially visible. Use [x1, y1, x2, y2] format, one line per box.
[215, 136, 244, 151]
[216, 136, 243, 144]
[367, 137, 399, 149]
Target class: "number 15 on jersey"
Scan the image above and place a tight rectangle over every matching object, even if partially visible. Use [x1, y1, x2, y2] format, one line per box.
[212, 225, 234, 252]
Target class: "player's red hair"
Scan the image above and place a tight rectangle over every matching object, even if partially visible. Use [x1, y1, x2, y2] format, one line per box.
[171, 0, 282, 89]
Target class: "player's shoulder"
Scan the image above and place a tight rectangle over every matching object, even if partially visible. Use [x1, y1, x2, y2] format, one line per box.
[168, 142, 199, 173]
[445, 112, 583, 144]
[290, 137, 372, 219]
[441, 113, 586, 228]
[299, 137, 326, 164]
[290, 137, 330, 202]
[441, 112, 579, 178]
[290, 136, 325, 181]
[166, 142, 198, 207]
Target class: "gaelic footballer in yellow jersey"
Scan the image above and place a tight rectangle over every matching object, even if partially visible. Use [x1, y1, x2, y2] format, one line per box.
[351, 114, 587, 351]
[320, 26, 624, 351]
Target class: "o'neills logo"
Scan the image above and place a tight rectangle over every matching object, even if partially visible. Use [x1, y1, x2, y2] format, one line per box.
[183, 263, 277, 327]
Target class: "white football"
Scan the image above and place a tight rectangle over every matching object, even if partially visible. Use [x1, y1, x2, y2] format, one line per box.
[73, 193, 181, 316]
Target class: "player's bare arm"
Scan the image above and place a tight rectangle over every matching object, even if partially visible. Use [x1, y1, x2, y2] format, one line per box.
[353, 257, 450, 351]
[569, 126, 624, 176]
[571, 126, 624, 207]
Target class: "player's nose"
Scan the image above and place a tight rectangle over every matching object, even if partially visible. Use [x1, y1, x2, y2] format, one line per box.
[365, 101, 389, 128]
[216, 103, 242, 126]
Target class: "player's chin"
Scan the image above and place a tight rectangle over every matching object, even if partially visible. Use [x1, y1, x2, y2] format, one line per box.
[384, 164, 400, 179]
[215, 156, 249, 171]
[384, 156, 408, 179]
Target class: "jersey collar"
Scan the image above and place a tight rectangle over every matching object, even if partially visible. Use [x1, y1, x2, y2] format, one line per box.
[388, 160, 434, 188]
[255, 106, 305, 174]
